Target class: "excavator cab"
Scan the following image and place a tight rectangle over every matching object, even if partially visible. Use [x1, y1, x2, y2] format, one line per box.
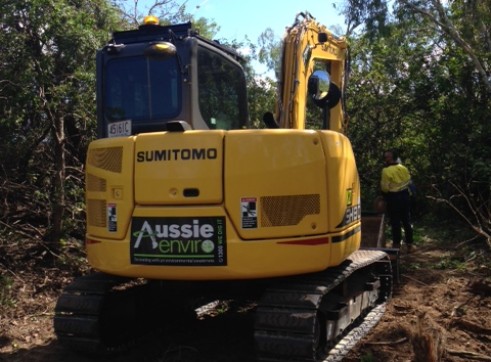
[97, 19, 248, 138]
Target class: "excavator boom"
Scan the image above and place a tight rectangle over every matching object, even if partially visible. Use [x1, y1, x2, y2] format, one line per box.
[276, 12, 348, 132]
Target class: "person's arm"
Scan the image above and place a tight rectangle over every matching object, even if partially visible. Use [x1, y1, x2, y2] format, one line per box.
[380, 168, 390, 194]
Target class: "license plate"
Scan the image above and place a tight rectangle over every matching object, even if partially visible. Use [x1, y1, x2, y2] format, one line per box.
[108, 120, 131, 137]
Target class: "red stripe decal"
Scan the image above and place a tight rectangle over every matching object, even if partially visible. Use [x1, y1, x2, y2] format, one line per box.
[86, 238, 102, 245]
[278, 237, 329, 245]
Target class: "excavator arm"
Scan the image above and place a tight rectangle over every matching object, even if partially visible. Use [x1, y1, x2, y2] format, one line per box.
[275, 12, 348, 132]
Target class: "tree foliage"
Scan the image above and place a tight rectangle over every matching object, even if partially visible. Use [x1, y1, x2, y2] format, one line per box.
[342, 0, 389, 36]
[2, 0, 489, 253]
[109, 0, 221, 38]
[0, 0, 119, 248]
[345, 0, 491, 245]
[399, 0, 491, 92]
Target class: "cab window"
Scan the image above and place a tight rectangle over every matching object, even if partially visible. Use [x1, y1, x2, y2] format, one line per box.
[104, 56, 181, 122]
[197, 46, 247, 129]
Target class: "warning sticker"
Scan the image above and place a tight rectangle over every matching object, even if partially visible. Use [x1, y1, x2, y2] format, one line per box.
[107, 203, 117, 232]
[241, 197, 258, 229]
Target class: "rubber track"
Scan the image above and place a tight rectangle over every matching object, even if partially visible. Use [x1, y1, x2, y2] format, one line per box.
[324, 302, 386, 362]
[254, 249, 392, 362]
[54, 273, 152, 355]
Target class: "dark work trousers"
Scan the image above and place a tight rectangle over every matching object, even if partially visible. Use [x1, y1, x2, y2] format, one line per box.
[385, 189, 413, 246]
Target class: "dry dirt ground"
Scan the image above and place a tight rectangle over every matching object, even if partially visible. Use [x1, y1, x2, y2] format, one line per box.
[0, 227, 490, 362]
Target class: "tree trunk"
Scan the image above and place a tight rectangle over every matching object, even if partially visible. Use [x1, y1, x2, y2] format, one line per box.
[46, 114, 66, 253]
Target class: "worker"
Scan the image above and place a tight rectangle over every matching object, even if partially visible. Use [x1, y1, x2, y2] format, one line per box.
[380, 150, 414, 253]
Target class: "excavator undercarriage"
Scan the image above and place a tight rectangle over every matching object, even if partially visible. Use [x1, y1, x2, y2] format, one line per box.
[255, 249, 392, 361]
[55, 249, 392, 361]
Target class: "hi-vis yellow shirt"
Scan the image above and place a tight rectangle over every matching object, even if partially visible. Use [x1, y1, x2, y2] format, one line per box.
[381, 163, 411, 193]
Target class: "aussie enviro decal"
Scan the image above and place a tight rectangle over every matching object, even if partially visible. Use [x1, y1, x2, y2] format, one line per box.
[130, 217, 226, 266]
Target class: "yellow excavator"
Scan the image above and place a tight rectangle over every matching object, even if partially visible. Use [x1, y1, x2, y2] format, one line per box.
[54, 12, 394, 361]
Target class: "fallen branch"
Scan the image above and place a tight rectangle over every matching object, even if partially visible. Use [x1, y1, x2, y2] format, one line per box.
[427, 181, 491, 251]
[0, 220, 44, 240]
[0, 261, 26, 283]
[448, 298, 476, 327]
[451, 318, 491, 335]
[365, 337, 408, 345]
[455, 234, 480, 248]
[447, 349, 491, 361]
[401, 274, 430, 286]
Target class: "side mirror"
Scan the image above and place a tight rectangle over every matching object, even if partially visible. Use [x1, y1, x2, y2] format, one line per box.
[308, 70, 330, 101]
[308, 70, 341, 109]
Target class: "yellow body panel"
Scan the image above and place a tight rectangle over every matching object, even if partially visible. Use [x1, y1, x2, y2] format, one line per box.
[85, 137, 135, 240]
[87, 206, 360, 280]
[224, 129, 328, 239]
[85, 130, 361, 280]
[134, 131, 225, 205]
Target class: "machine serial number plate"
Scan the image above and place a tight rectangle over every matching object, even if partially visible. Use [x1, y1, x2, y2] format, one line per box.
[108, 120, 131, 137]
